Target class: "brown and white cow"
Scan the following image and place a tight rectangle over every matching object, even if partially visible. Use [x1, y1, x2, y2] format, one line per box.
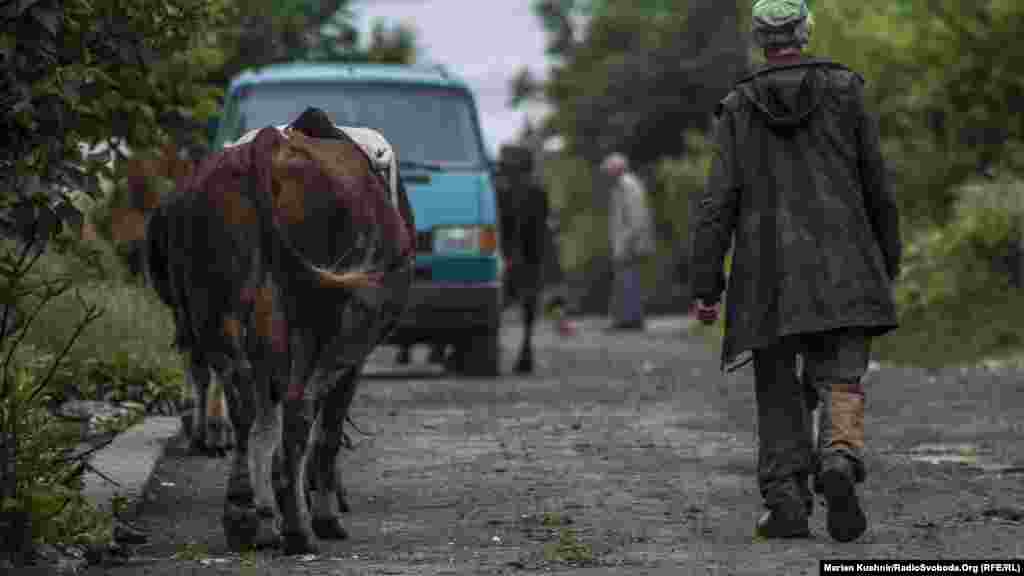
[144, 107, 415, 554]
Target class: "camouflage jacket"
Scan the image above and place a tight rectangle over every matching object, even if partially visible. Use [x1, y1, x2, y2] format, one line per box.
[689, 57, 901, 372]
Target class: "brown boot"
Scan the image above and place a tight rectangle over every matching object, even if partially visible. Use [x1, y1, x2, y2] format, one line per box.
[818, 386, 867, 542]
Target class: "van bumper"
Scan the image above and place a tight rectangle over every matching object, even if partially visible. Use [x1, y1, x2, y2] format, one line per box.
[386, 281, 502, 345]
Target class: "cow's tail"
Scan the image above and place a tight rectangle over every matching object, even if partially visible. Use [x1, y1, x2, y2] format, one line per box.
[241, 171, 376, 296]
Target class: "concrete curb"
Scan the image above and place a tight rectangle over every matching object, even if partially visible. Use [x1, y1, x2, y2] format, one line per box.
[82, 416, 182, 517]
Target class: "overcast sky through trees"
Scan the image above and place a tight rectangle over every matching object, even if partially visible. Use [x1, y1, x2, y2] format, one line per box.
[355, 0, 553, 156]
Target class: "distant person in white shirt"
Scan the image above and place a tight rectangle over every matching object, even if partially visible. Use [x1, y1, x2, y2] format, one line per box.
[602, 152, 655, 331]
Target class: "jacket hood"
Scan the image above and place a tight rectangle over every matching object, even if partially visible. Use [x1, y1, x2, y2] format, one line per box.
[736, 58, 848, 130]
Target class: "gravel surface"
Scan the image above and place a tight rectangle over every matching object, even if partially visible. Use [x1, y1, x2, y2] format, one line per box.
[82, 316, 1024, 575]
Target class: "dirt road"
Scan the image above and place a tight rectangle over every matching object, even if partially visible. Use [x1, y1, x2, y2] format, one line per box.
[86, 317, 1024, 575]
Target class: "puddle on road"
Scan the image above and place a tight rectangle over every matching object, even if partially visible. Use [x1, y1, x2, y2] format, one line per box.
[900, 443, 1024, 475]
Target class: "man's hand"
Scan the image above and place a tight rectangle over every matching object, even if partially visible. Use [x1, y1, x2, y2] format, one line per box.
[693, 299, 720, 325]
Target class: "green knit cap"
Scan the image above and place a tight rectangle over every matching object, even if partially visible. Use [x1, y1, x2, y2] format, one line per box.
[752, 0, 809, 28]
[751, 0, 811, 48]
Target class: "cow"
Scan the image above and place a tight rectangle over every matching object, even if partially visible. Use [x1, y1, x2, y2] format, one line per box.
[394, 144, 549, 373]
[493, 144, 550, 374]
[144, 107, 415, 554]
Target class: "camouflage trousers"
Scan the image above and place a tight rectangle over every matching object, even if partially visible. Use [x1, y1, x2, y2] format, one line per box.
[751, 327, 870, 511]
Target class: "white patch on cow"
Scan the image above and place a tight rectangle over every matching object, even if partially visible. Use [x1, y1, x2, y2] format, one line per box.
[223, 124, 400, 208]
[295, 420, 316, 530]
[250, 401, 282, 514]
[341, 126, 399, 209]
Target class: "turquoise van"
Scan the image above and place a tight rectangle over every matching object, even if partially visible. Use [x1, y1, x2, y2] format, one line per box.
[212, 62, 504, 376]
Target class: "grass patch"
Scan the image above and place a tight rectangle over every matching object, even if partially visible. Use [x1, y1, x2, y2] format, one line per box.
[873, 293, 1024, 369]
[174, 539, 209, 561]
[17, 241, 184, 408]
[687, 309, 1024, 370]
[541, 511, 573, 527]
[542, 527, 595, 565]
[23, 246, 178, 373]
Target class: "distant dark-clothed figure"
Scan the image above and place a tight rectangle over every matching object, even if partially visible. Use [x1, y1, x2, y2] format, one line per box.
[689, 0, 901, 542]
[495, 144, 550, 373]
[603, 152, 655, 331]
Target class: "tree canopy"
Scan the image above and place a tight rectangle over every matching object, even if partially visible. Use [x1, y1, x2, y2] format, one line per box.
[513, 0, 749, 168]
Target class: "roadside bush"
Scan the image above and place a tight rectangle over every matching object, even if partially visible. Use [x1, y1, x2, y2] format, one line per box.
[1, 226, 183, 564]
[648, 130, 714, 297]
[2, 347, 119, 551]
[650, 131, 712, 250]
[1, 231, 108, 564]
[876, 176, 1024, 366]
[22, 236, 184, 412]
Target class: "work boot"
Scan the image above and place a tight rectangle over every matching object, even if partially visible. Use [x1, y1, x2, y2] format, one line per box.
[755, 503, 810, 539]
[817, 385, 867, 542]
[756, 477, 811, 539]
[820, 454, 866, 542]
[796, 473, 814, 517]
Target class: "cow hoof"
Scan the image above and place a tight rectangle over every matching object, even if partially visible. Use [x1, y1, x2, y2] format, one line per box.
[428, 346, 446, 364]
[312, 516, 349, 540]
[222, 504, 260, 552]
[253, 520, 283, 550]
[515, 357, 534, 374]
[208, 417, 234, 453]
[189, 439, 218, 457]
[225, 484, 255, 509]
[396, 348, 411, 365]
[282, 531, 319, 556]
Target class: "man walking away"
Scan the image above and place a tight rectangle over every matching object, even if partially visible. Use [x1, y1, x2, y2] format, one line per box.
[603, 152, 655, 332]
[689, 0, 901, 542]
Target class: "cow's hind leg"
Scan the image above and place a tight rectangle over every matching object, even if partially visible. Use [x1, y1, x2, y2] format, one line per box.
[220, 365, 265, 551]
[396, 344, 411, 365]
[279, 394, 319, 555]
[310, 367, 361, 539]
[515, 287, 538, 374]
[187, 355, 214, 455]
[248, 388, 283, 549]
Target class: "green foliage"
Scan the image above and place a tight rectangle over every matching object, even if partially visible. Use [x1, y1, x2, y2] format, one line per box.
[1, 0, 228, 200]
[21, 242, 184, 409]
[530, 1, 747, 166]
[808, 0, 1024, 227]
[214, 0, 419, 85]
[650, 131, 713, 250]
[0, 224, 177, 564]
[1, 234, 111, 561]
[540, 154, 606, 272]
[877, 176, 1024, 366]
[525, 1, 748, 299]
[2, 359, 115, 548]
